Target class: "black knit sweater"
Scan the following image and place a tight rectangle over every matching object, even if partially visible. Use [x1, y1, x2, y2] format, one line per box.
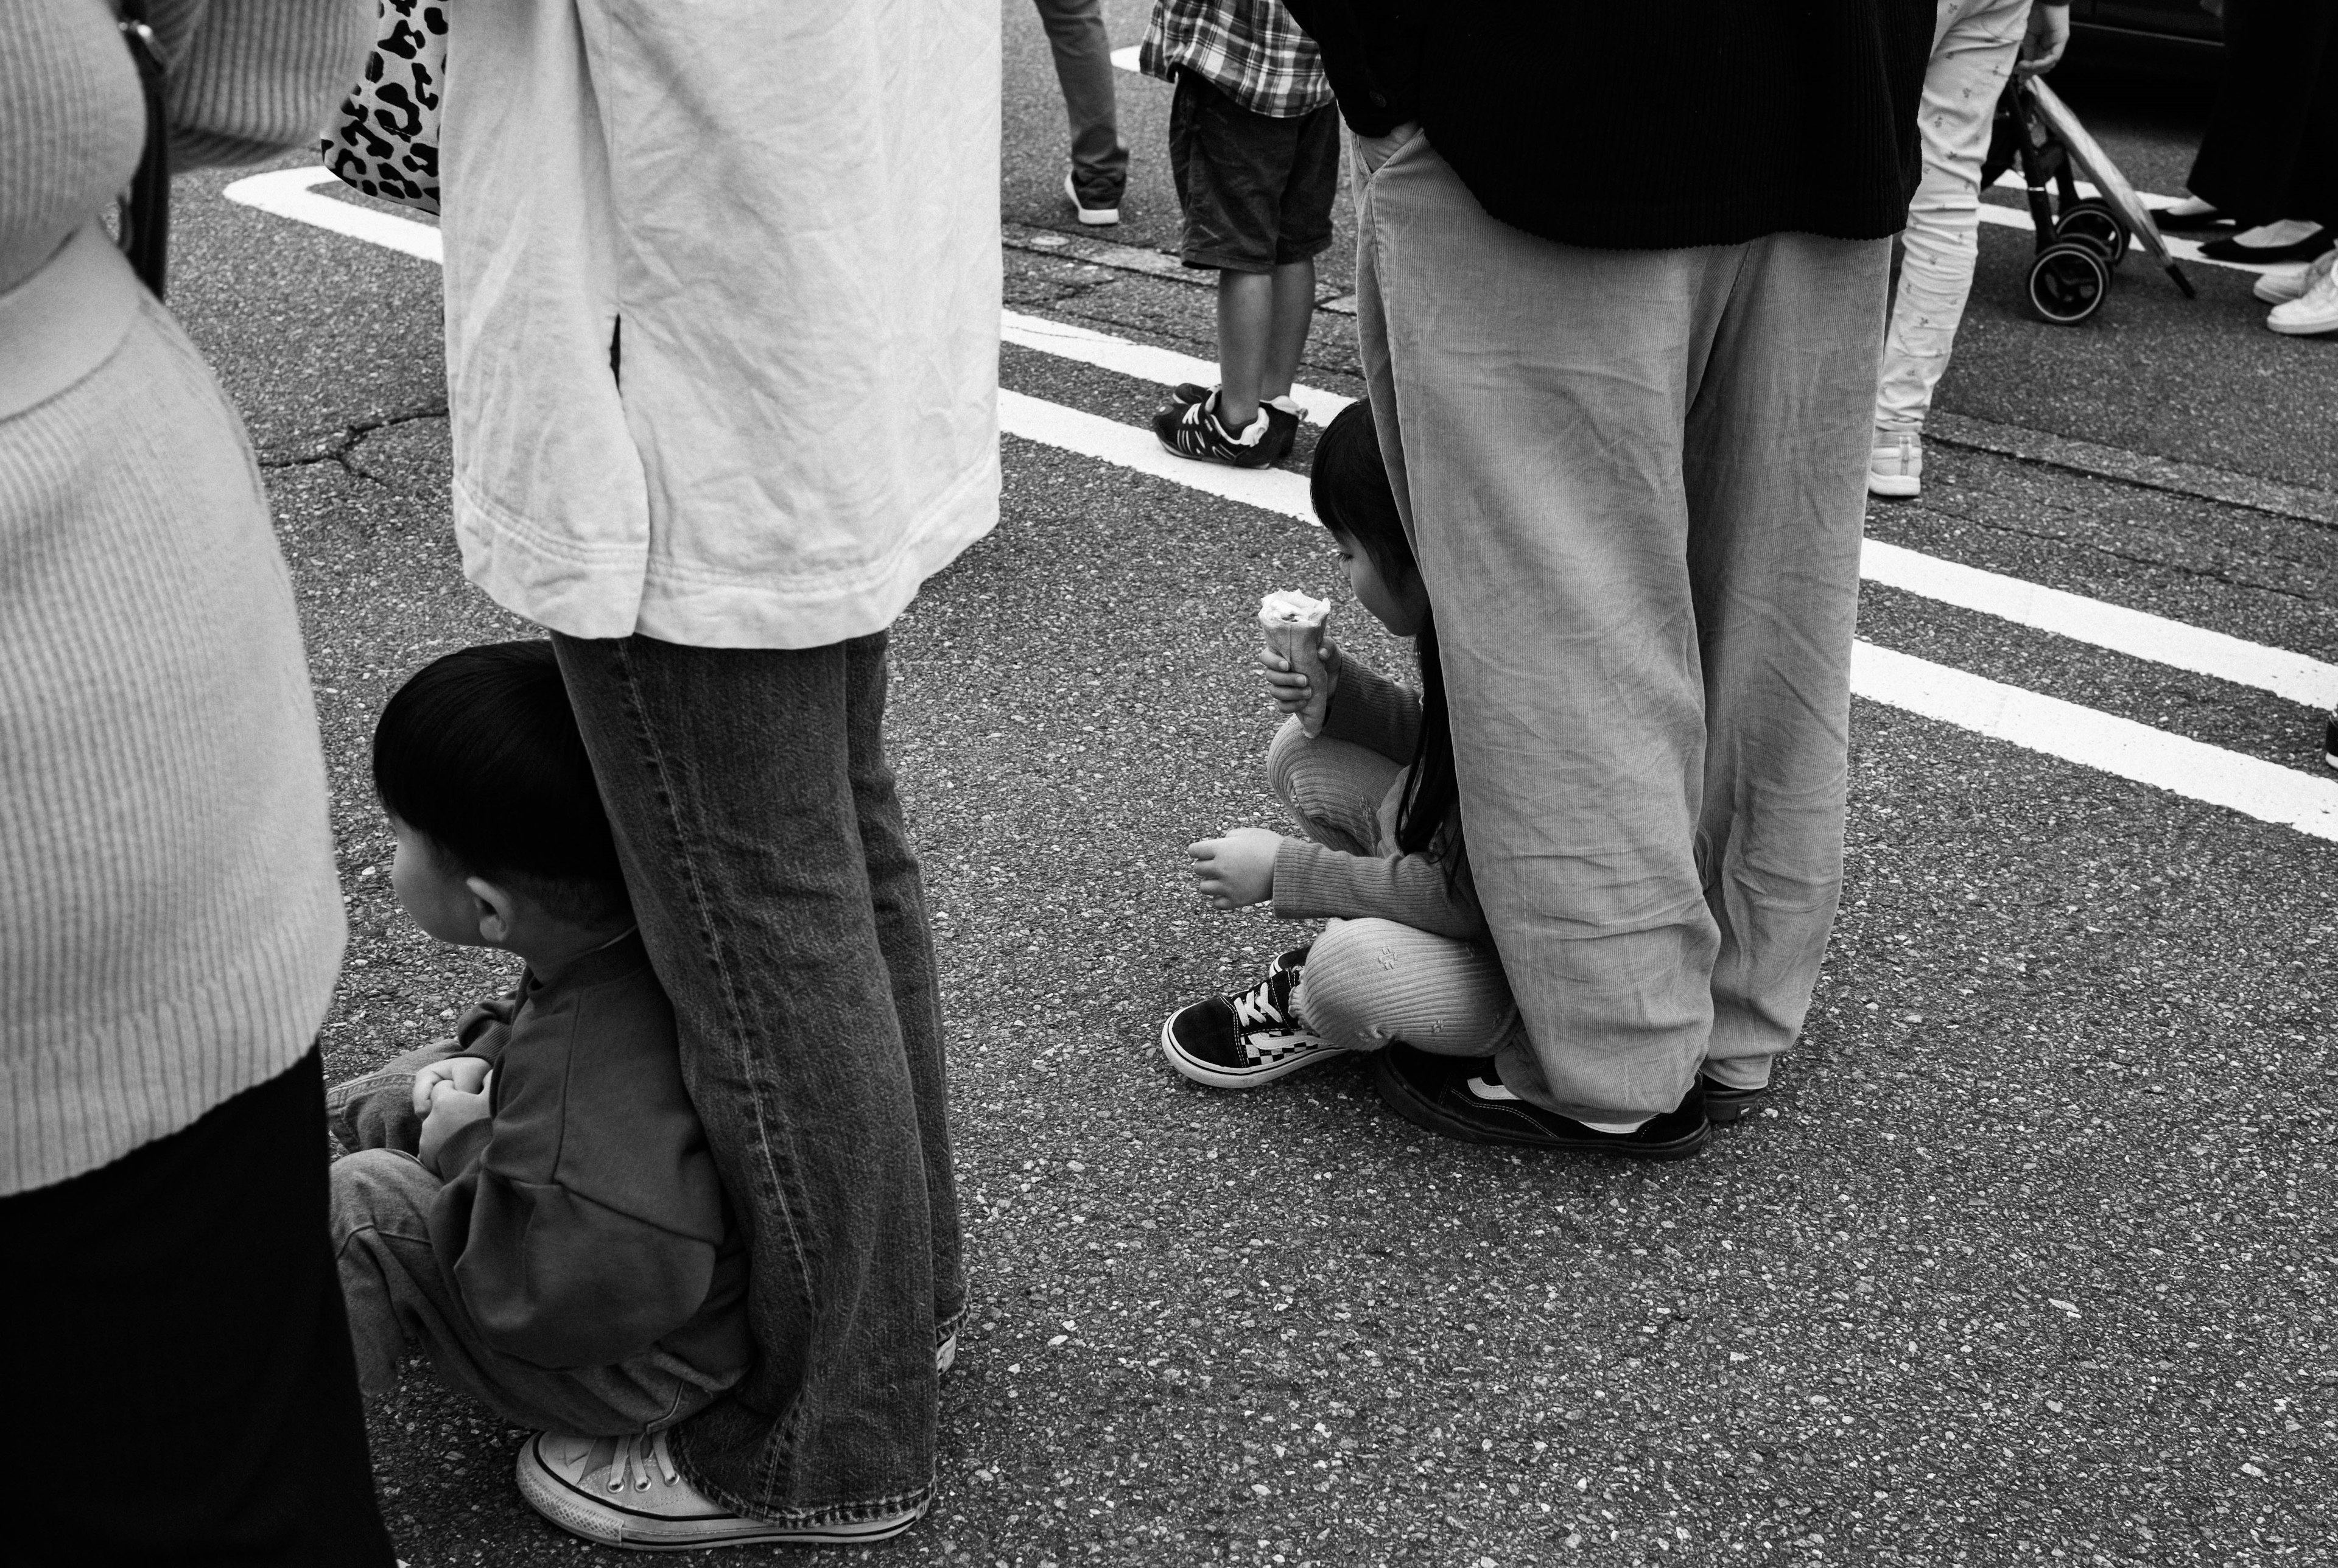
[1282, 1, 1937, 250]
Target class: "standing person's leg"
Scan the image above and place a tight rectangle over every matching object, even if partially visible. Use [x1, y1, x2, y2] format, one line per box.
[1353, 135, 1736, 1125]
[3, 1051, 395, 1566]
[1872, 0, 2029, 466]
[2189, 0, 2338, 229]
[1216, 271, 1278, 429]
[1030, 0, 1128, 214]
[553, 633, 942, 1530]
[1260, 101, 1341, 408]
[841, 632, 965, 1360]
[1163, 72, 1296, 452]
[1685, 234, 1895, 1096]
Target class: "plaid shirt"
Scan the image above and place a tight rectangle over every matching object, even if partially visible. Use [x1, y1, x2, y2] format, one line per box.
[1140, 0, 1332, 119]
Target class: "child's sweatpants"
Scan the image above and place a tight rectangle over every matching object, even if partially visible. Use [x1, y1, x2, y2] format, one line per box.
[1266, 716, 1519, 1058]
[325, 1043, 741, 1435]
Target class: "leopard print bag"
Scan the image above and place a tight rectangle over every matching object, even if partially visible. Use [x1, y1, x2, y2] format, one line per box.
[320, 0, 446, 214]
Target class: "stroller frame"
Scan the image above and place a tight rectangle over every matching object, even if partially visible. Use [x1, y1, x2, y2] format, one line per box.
[1981, 74, 2197, 325]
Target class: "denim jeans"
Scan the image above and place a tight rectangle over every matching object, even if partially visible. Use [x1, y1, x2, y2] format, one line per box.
[552, 629, 963, 1529]
[1874, 0, 2031, 433]
[1265, 716, 1518, 1059]
[1355, 131, 1889, 1122]
[1033, 0, 1128, 203]
[326, 1045, 745, 1434]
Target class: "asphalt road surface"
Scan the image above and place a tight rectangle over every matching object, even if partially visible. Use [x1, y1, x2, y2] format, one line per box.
[152, 10, 2336, 1566]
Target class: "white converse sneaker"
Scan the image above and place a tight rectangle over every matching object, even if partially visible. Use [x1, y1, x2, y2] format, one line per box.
[515, 1430, 924, 1549]
[1868, 430, 1922, 499]
[2253, 248, 2337, 304]
[2267, 261, 2338, 336]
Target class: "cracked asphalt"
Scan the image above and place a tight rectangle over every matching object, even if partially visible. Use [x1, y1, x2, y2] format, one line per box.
[147, 9, 2338, 1566]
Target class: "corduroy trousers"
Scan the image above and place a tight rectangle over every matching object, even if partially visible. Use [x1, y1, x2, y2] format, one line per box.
[1353, 131, 1891, 1124]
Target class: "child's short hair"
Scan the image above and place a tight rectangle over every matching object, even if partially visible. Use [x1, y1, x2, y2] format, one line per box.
[372, 641, 628, 919]
[1309, 401, 1415, 587]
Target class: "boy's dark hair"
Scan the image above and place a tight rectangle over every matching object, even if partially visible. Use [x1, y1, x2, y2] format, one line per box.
[372, 641, 628, 920]
[1309, 402, 1463, 875]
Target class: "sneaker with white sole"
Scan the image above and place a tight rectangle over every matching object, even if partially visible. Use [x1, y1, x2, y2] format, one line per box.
[1868, 430, 1921, 499]
[1159, 959, 1343, 1088]
[1159, 385, 1302, 464]
[2267, 260, 2338, 335]
[2253, 248, 2337, 304]
[514, 1430, 925, 1550]
[1153, 390, 1279, 467]
[1064, 171, 1120, 226]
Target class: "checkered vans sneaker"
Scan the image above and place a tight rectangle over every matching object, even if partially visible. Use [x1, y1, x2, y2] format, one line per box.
[1159, 960, 1341, 1088]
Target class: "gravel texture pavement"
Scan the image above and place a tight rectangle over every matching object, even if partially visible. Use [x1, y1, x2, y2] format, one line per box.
[131, 10, 2338, 1564]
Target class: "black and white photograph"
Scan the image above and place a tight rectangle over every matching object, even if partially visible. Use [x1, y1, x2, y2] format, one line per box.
[2, 1, 2333, 1564]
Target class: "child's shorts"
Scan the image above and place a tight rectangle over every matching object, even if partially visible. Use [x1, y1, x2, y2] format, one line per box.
[1168, 69, 1340, 275]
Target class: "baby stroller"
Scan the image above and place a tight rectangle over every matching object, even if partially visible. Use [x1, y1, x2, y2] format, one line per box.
[1981, 74, 2196, 325]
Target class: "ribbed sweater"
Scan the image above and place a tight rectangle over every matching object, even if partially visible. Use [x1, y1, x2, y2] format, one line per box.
[1, 0, 371, 1194]
[1271, 660, 1486, 942]
[1282, 0, 1937, 249]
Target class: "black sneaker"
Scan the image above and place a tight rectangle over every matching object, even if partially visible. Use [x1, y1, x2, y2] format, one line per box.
[1369, 1045, 1710, 1160]
[1269, 943, 1310, 976]
[2324, 708, 2337, 771]
[1167, 385, 1303, 450]
[1699, 1074, 1769, 1126]
[1151, 390, 1294, 467]
[1160, 962, 1341, 1088]
[1064, 170, 1120, 227]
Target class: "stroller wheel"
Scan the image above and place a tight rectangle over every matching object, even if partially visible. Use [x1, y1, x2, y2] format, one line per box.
[2027, 242, 2110, 324]
[2054, 200, 2130, 269]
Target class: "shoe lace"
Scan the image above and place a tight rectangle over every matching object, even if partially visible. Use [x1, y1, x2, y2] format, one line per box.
[1230, 975, 1287, 1031]
[606, 1430, 683, 1494]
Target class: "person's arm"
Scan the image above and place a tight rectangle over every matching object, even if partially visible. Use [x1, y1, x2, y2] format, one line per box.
[149, 0, 372, 168]
[1280, 0, 1421, 138]
[1316, 658, 1422, 765]
[1271, 836, 1486, 941]
[2014, 2, 2070, 76]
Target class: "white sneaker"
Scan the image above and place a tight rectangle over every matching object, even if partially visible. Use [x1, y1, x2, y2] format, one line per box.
[1064, 171, 1119, 226]
[1868, 430, 1922, 499]
[2253, 248, 2337, 304]
[516, 1430, 925, 1550]
[2268, 261, 2338, 335]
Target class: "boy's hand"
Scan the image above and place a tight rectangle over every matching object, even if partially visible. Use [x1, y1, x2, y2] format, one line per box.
[1255, 640, 1339, 716]
[418, 1074, 494, 1175]
[411, 1053, 492, 1117]
[1188, 828, 1283, 910]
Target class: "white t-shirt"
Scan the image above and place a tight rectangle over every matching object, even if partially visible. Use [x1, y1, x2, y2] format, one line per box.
[441, 0, 1003, 648]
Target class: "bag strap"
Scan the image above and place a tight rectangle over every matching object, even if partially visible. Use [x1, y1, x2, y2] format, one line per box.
[116, 0, 170, 299]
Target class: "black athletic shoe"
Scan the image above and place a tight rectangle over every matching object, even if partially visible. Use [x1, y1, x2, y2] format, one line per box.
[1156, 387, 1300, 465]
[1160, 962, 1341, 1088]
[2324, 709, 2338, 772]
[1369, 1046, 1710, 1159]
[1699, 1074, 1769, 1125]
[1269, 943, 1310, 976]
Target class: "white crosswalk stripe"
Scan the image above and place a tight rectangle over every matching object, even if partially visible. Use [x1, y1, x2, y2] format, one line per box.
[222, 168, 2338, 841]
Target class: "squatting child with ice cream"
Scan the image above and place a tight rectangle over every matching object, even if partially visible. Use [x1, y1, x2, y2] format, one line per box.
[1161, 401, 1519, 1087]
